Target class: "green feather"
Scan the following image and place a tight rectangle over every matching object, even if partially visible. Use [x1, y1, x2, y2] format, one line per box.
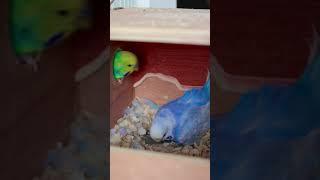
[112, 49, 139, 80]
[9, 0, 92, 55]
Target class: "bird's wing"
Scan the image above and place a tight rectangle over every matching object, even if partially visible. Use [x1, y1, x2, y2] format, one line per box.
[174, 102, 210, 144]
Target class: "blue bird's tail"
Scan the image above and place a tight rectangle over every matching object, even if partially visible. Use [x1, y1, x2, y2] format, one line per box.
[297, 25, 320, 103]
[198, 70, 210, 101]
[203, 71, 210, 97]
[180, 71, 210, 105]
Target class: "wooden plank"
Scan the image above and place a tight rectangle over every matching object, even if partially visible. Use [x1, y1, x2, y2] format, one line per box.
[110, 8, 210, 46]
[110, 146, 210, 180]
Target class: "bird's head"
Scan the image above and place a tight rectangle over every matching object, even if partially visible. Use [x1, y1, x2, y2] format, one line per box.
[113, 50, 139, 81]
[121, 51, 139, 74]
[150, 108, 174, 142]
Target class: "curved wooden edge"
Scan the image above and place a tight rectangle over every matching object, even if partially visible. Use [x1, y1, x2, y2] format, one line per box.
[212, 54, 298, 115]
[74, 47, 109, 82]
[133, 73, 199, 91]
[133, 73, 202, 105]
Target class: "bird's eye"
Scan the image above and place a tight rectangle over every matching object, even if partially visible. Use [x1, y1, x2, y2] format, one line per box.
[57, 10, 69, 16]
[20, 28, 29, 34]
[127, 64, 132, 67]
[165, 136, 173, 140]
[44, 32, 65, 47]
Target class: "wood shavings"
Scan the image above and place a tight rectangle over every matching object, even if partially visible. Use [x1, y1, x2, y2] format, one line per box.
[110, 98, 210, 159]
[34, 112, 106, 180]
[33, 167, 86, 180]
[138, 127, 147, 135]
[110, 133, 121, 145]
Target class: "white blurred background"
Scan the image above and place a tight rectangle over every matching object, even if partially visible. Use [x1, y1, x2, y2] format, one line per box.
[111, 0, 177, 9]
[110, 0, 209, 9]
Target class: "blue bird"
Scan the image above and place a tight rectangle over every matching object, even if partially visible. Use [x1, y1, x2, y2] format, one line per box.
[150, 73, 210, 145]
[213, 27, 320, 179]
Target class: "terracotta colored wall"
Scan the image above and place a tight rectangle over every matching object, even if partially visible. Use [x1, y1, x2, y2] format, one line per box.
[111, 41, 210, 86]
[109, 56, 134, 128]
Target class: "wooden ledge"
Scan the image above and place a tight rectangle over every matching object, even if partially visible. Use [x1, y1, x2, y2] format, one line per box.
[110, 146, 210, 180]
[110, 8, 210, 46]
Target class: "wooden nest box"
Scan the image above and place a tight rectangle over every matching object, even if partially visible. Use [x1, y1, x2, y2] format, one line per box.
[110, 8, 210, 180]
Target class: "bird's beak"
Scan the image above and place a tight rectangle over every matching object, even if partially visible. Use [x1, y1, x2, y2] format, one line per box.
[117, 79, 123, 84]
[150, 135, 162, 142]
[153, 138, 162, 142]
[134, 65, 139, 71]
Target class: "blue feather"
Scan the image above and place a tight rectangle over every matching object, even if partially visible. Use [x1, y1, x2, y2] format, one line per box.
[150, 76, 210, 145]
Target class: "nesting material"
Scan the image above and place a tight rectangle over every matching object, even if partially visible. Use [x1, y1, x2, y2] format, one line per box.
[33, 112, 106, 180]
[110, 98, 210, 159]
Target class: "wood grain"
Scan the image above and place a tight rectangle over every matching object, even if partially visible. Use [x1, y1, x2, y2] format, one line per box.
[110, 8, 210, 46]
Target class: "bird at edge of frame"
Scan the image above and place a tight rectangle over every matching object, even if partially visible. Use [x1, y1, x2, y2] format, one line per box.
[10, 0, 92, 72]
[112, 48, 139, 84]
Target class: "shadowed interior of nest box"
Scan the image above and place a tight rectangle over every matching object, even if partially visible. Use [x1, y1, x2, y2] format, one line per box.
[110, 41, 210, 128]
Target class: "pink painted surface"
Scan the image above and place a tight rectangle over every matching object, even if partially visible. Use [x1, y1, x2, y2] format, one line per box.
[111, 147, 210, 180]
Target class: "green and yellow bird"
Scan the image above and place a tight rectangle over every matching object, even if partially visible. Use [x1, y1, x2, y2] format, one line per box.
[112, 49, 139, 83]
[9, 0, 92, 71]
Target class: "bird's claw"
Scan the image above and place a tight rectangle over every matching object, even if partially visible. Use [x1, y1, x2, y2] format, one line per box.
[17, 53, 41, 72]
[117, 79, 123, 84]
